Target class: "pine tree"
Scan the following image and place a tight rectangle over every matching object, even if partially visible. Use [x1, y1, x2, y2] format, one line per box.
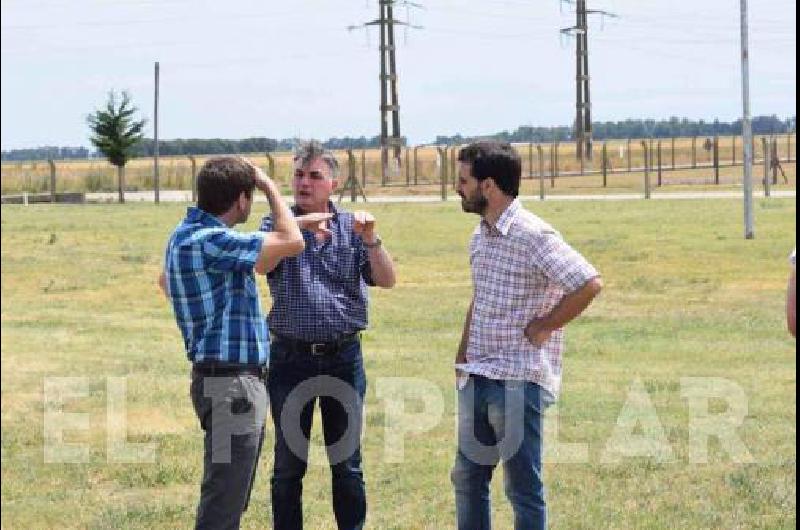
[87, 91, 146, 203]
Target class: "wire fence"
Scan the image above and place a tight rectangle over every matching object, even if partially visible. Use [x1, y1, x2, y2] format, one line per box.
[1, 134, 795, 202]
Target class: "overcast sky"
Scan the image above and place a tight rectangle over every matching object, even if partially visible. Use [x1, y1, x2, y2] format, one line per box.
[1, 0, 796, 149]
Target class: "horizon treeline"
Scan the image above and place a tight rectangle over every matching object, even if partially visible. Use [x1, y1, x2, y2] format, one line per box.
[3, 114, 794, 161]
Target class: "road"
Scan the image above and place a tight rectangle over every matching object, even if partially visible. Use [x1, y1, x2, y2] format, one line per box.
[82, 189, 796, 203]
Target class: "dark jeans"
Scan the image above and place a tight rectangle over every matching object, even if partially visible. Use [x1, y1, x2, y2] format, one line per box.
[190, 372, 267, 530]
[452, 375, 551, 530]
[268, 339, 367, 530]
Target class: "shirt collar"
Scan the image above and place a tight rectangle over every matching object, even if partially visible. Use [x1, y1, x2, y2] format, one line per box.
[481, 199, 520, 237]
[187, 206, 226, 227]
[292, 200, 341, 220]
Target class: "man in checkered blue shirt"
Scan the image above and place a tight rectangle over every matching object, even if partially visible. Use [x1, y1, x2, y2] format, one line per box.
[452, 141, 603, 530]
[260, 140, 396, 530]
[161, 156, 328, 530]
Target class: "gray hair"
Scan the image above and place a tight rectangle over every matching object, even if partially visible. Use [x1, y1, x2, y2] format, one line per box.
[293, 139, 339, 179]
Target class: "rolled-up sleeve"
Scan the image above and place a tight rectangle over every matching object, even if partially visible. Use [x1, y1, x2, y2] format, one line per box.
[202, 229, 265, 273]
[530, 230, 599, 293]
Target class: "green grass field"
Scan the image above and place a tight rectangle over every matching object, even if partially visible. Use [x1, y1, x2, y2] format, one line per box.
[1, 198, 796, 529]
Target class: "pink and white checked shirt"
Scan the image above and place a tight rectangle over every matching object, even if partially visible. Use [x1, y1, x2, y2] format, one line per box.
[461, 199, 599, 399]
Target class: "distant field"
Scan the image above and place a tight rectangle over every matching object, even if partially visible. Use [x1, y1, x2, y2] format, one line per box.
[1, 134, 795, 195]
[1, 198, 796, 528]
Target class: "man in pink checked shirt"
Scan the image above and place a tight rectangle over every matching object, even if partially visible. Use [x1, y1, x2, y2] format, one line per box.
[452, 141, 603, 530]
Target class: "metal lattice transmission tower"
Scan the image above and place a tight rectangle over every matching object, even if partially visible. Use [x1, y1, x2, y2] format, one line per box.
[560, 0, 616, 161]
[350, 1, 422, 184]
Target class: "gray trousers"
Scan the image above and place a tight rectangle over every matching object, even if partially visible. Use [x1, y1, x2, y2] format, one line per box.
[190, 373, 268, 530]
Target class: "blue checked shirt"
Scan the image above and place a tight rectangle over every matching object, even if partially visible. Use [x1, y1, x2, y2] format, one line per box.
[260, 203, 374, 342]
[164, 207, 269, 365]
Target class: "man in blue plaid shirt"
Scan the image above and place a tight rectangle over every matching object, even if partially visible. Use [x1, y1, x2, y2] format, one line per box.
[161, 156, 329, 530]
[260, 140, 396, 530]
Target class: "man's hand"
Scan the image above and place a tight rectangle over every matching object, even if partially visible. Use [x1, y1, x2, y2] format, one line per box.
[296, 212, 333, 242]
[455, 368, 469, 390]
[247, 156, 305, 274]
[243, 157, 273, 194]
[524, 318, 553, 347]
[251, 163, 272, 193]
[353, 211, 376, 242]
[158, 271, 169, 298]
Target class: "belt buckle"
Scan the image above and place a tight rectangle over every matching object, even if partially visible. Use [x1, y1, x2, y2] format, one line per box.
[311, 343, 326, 356]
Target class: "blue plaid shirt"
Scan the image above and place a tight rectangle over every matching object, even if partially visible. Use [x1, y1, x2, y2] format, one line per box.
[165, 207, 269, 365]
[260, 203, 374, 342]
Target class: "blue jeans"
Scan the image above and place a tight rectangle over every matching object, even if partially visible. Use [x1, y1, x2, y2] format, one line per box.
[268, 339, 367, 530]
[451, 375, 551, 530]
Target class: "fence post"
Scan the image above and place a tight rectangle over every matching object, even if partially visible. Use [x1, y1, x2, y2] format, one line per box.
[437, 146, 448, 201]
[642, 140, 651, 199]
[671, 137, 676, 169]
[657, 141, 662, 186]
[450, 146, 458, 189]
[627, 138, 632, 172]
[361, 150, 367, 187]
[348, 149, 357, 203]
[732, 135, 737, 166]
[413, 146, 419, 185]
[536, 144, 545, 200]
[528, 142, 534, 179]
[602, 142, 608, 187]
[553, 141, 559, 187]
[263, 152, 275, 180]
[713, 135, 720, 184]
[380, 146, 388, 186]
[761, 137, 770, 197]
[48, 159, 56, 202]
[405, 147, 410, 186]
[187, 156, 197, 202]
[691, 136, 697, 168]
[771, 137, 779, 184]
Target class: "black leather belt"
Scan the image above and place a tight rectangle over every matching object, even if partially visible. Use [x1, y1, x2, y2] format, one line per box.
[192, 362, 267, 378]
[273, 332, 361, 356]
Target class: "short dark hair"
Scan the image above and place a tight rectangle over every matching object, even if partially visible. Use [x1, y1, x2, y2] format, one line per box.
[196, 156, 256, 215]
[457, 141, 521, 198]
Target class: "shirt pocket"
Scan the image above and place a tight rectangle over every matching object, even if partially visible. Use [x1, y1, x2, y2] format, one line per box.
[330, 247, 358, 282]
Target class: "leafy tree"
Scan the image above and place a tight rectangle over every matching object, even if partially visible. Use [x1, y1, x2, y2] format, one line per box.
[86, 91, 146, 203]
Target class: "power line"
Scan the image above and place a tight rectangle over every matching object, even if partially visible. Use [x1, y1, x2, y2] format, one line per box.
[349, 0, 422, 184]
[560, 0, 617, 161]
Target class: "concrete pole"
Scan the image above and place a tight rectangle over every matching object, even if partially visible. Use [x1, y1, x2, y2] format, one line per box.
[154, 61, 160, 204]
[740, 0, 754, 238]
[642, 140, 651, 199]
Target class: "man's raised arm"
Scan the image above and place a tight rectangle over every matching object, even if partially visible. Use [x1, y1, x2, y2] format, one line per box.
[252, 166, 304, 275]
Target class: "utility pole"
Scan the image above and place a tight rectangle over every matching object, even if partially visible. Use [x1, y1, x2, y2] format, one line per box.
[740, 0, 754, 239]
[154, 61, 160, 204]
[560, 0, 616, 161]
[349, 1, 422, 184]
